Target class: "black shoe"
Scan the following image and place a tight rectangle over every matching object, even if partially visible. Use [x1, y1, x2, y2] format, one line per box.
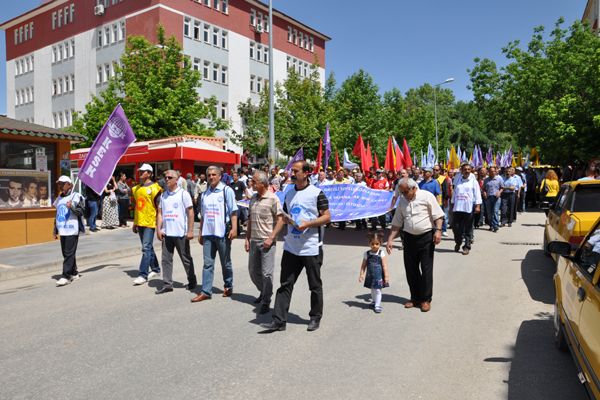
[258, 304, 270, 314]
[508, 223, 512, 227]
[155, 286, 173, 294]
[454, 244, 461, 252]
[253, 295, 263, 304]
[260, 320, 286, 332]
[307, 318, 320, 332]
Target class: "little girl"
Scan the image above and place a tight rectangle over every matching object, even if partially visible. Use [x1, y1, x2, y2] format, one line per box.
[359, 232, 390, 313]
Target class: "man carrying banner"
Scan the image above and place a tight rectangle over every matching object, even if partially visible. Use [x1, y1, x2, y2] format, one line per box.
[54, 176, 85, 287]
[261, 160, 331, 332]
[155, 170, 197, 294]
[191, 166, 238, 303]
[132, 164, 162, 285]
[386, 178, 444, 312]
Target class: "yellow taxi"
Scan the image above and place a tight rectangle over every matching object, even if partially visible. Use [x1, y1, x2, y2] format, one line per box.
[544, 180, 600, 259]
[549, 220, 600, 399]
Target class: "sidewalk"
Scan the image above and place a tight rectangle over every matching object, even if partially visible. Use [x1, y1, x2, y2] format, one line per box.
[0, 226, 148, 281]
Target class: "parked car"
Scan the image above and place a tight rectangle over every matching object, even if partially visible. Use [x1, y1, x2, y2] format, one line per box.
[549, 219, 600, 399]
[544, 180, 600, 259]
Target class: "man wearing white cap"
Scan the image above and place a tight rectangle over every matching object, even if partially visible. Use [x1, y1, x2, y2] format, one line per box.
[132, 164, 162, 285]
[54, 176, 85, 287]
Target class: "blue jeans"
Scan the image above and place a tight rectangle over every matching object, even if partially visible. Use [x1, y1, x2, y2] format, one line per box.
[87, 200, 98, 230]
[442, 204, 449, 232]
[484, 196, 501, 229]
[138, 227, 160, 277]
[201, 236, 233, 296]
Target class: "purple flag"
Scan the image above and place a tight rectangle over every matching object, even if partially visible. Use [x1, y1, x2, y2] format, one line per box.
[285, 147, 304, 172]
[79, 104, 136, 195]
[323, 123, 331, 171]
[486, 146, 493, 166]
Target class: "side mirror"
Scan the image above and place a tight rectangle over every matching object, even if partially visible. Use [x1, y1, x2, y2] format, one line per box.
[547, 241, 573, 257]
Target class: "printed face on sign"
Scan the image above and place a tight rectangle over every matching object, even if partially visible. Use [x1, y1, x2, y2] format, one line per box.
[108, 116, 127, 140]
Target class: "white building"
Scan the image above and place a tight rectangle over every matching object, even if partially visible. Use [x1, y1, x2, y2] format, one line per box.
[1, 0, 330, 152]
[583, 0, 600, 33]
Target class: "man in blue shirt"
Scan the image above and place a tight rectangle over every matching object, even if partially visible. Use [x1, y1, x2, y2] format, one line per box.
[418, 167, 442, 201]
[482, 166, 504, 232]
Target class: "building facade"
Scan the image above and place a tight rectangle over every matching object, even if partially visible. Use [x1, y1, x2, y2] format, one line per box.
[1, 0, 330, 152]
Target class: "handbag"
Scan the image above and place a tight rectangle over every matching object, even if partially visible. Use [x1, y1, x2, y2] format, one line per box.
[540, 179, 549, 196]
[109, 191, 117, 205]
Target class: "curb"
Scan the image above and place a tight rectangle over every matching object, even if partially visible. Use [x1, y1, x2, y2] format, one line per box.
[0, 244, 161, 282]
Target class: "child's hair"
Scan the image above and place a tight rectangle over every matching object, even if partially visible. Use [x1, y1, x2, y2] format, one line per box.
[367, 231, 384, 244]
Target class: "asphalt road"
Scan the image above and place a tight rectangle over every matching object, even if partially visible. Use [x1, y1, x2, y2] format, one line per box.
[0, 211, 588, 400]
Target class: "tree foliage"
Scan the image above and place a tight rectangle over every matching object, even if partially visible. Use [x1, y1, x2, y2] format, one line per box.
[469, 19, 600, 164]
[72, 26, 227, 147]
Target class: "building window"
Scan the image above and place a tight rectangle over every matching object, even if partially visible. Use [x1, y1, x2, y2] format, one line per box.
[70, 4, 75, 22]
[193, 58, 200, 71]
[263, 47, 268, 63]
[288, 27, 292, 42]
[220, 102, 227, 119]
[184, 18, 191, 37]
[250, 9, 256, 26]
[71, 40, 75, 57]
[256, 45, 262, 62]
[51, 47, 57, 63]
[57, 78, 63, 95]
[212, 64, 219, 81]
[104, 64, 110, 82]
[203, 24, 210, 43]
[193, 20, 201, 40]
[24, 24, 29, 41]
[262, 14, 269, 32]
[221, 31, 228, 49]
[249, 42, 254, 59]
[57, 9, 62, 28]
[203, 61, 210, 80]
[257, 77, 262, 93]
[57, 44, 63, 61]
[71, 74, 75, 90]
[221, 66, 227, 85]
[203, 0, 209, 6]
[293, 29, 298, 45]
[14, 30, 18, 45]
[309, 37, 314, 52]
[64, 41, 71, 58]
[212, 28, 219, 46]
[112, 24, 118, 43]
[52, 80, 57, 96]
[250, 75, 255, 92]
[97, 66, 103, 84]
[30, 22, 34, 39]
[52, 12, 57, 30]
[98, 30, 103, 47]
[119, 21, 125, 40]
[213, 0, 219, 11]
[221, 0, 228, 14]
[104, 27, 110, 46]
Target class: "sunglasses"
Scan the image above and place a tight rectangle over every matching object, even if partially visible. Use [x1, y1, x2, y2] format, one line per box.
[165, 176, 175, 180]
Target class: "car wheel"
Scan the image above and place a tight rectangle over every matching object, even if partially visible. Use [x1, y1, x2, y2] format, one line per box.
[543, 229, 551, 257]
[554, 300, 568, 352]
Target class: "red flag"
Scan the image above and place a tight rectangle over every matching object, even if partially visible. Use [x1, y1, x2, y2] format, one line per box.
[395, 142, 404, 171]
[335, 150, 341, 171]
[313, 139, 323, 173]
[384, 137, 395, 171]
[402, 138, 413, 168]
[374, 153, 380, 170]
[364, 143, 373, 172]
[352, 134, 364, 158]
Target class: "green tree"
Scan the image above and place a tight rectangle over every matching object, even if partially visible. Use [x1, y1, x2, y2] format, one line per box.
[72, 26, 227, 147]
[469, 19, 600, 164]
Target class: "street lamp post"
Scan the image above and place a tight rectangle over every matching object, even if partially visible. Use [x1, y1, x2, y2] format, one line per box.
[268, 0, 275, 167]
[434, 77, 454, 162]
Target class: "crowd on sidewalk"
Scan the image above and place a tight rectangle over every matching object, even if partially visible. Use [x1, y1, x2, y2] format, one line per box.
[51, 158, 597, 332]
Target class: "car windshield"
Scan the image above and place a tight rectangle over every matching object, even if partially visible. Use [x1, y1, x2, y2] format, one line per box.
[571, 185, 600, 213]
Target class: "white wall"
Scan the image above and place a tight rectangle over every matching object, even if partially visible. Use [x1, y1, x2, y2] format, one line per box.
[6, 60, 15, 118]
[74, 29, 97, 114]
[225, 30, 251, 154]
[33, 46, 51, 126]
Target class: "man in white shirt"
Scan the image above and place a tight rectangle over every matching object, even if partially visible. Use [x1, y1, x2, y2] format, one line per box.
[386, 178, 444, 312]
[451, 163, 482, 255]
[155, 170, 197, 294]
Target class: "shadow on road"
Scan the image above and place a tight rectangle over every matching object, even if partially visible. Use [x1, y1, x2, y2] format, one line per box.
[521, 249, 555, 304]
[323, 227, 389, 247]
[492, 314, 587, 400]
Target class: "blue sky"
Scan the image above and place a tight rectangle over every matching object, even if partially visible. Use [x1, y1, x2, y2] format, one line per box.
[0, 0, 587, 114]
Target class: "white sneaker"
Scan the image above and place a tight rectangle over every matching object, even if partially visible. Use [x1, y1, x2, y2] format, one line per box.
[132, 276, 147, 285]
[147, 271, 159, 280]
[70, 274, 81, 282]
[56, 277, 71, 287]
[441, 232, 449, 237]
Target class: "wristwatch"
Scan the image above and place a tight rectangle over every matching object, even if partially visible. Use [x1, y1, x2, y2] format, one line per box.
[434, 228, 442, 231]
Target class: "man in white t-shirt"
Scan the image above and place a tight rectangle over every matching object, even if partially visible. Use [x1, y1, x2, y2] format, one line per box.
[155, 170, 197, 294]
[53, 176, 85, 287]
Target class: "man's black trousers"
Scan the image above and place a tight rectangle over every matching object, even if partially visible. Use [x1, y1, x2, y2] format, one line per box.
[402, 230, 435, 303]
[273, 248, 323, 323]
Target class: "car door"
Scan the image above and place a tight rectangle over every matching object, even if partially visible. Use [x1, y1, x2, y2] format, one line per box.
[548, 186, 570, 243]
[574, 225, 600, 396]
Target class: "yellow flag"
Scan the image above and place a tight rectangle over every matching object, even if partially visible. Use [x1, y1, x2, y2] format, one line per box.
[449, 146, 460, 170]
